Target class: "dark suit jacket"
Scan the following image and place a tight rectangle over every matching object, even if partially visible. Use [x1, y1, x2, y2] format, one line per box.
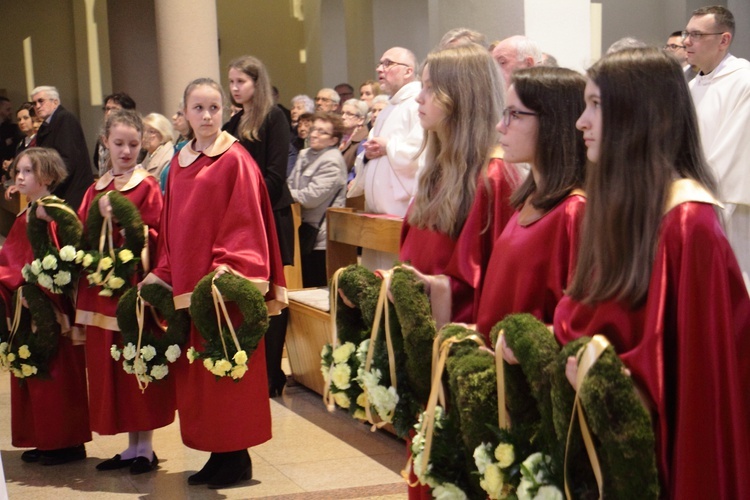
[35, 105, 94, 210]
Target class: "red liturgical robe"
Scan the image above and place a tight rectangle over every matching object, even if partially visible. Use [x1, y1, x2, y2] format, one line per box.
[152, 132, 287, 452]
[475, 193, 586, 340]
[554, 200, 750, 499]
[2, 210, 91, 449]
[400, 158, 521, 323]
[75, 169, 174, 434]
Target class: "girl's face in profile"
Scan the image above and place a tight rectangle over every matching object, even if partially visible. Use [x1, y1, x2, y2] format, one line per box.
[577, 78, 602, 164]
[15, 155, 47, 200]
[415, 66, 447, 133]
[496, 85, 539, 165]
[228, 67, 256, 107]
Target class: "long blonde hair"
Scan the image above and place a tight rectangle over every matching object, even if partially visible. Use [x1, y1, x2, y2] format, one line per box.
[408, 43, 503, 238]
[228, 55, 274, 142]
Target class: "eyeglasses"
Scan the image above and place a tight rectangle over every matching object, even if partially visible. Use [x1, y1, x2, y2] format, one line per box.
[315, 96, 334, 103]
[681, 30, 725, 40]
[341, 111, 362, 119]
[310, 127, 332, 136]
[663, 43, 686, 50]
[501, 108, 538, 127]
[377, 59, 409, 71]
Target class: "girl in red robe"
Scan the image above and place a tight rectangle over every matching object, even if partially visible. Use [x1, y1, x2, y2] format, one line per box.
[472, 67, 588, 340]
[555, 48, 750, 498]
[396, 43, 520, 500]
[4, 148, 91, 465]
[141, 78, 287, 489]
[75, 110, 168, 474]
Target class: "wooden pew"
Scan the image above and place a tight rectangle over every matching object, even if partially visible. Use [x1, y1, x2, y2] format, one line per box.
[285, 207, 402, 395]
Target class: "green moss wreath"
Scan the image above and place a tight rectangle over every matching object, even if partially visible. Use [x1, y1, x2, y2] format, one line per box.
[0, 285, 60, 380]
[189, 271, 269, 380]
[113, 283, 191, 383]
[81, 191, 145, 296]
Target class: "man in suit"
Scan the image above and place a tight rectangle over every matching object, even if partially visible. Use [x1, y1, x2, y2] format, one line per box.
[31, 86, 94, 210]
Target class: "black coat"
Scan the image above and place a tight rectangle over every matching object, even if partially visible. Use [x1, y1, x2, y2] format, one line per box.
[35, 105, 94, 210]
[223, 106, 295, 265]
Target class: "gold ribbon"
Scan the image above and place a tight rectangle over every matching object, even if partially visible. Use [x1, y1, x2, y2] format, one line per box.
[94, 193, 118, 286]
[362, 269, 399, 430]
[133, 290, 148, 393]
[210, 273, 243, 363]
[494, 330, 508, 429]
[414, 331, 486, 481]
[5, 288, 25, 356]
[36, 196, 79, 219]
[564, 334, 609, 500]
[323, 267, 346, 412]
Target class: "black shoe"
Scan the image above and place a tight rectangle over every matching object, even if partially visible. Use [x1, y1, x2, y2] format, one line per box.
[130, 452, 158, 475]
[40, 444, 86, 466]
[187, 453, 223, 485]
[21, 449, 41, 463]
[207, 450, 252, 489]
[96, 454, 136, 471]
[269, 376, 286, 397]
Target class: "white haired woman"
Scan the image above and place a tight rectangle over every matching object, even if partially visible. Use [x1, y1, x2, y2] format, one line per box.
[141, 113, 175, 180]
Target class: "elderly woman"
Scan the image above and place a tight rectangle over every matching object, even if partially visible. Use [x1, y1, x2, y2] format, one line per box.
[141, 113, 175, 180]
[290, 95, 314, 129]
[287, 112, 347, 287]
[339, 99, 369, 173]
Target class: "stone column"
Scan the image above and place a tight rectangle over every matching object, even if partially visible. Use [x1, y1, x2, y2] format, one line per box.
[154, 0, 221, 114]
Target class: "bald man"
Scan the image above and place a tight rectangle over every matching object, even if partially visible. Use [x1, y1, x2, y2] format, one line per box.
[491, 35, 542, 87]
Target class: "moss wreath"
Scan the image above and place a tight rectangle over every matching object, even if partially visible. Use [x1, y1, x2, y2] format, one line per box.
[0, 285, 60, 381]
[114, 283, 191, 384]
[24, 196, 83, 296]
[27, 195, 82, 256]
[82, 191, 145, 296]
[188, 271, 269, 380]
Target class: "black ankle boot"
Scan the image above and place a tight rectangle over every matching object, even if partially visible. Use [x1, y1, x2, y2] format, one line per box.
[207, 450, 252, 489]
[187, 452, 224, 485]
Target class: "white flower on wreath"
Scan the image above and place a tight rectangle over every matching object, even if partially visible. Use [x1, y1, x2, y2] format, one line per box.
[211, 359, 232, 376]
[137, 373, 153, 383]
[432, 482, 469, 500]
[11, 367, 23, 378]
[355, 339, 370, 364]
[203, 358, 214, 370]
[482, 463, 506, 500]
[18, 345, 31, 360]
[186, 346, 197, 363]
[108, 276, 126, 290]
[474, 443, 494, 475]
[53, 271, 72, 287]
[21, 265, 32, 281]
[0, 342, 7, 355]
[140, 345, 157, 362]
[133, 357, 148, 375]
[332, 342, 356, 363]
[21, 364, 38, 377]
[320, 364, 330, 382]
[37, 273, 53, 290]
[98, 288, 114, 297]
[495, 442, 515, 468]
[75, 250, 84, 264]
[110, 344, 121, 361]
[320, 343, 332, 360]
[368, 385, 398, 420]
[30, 260, 42, 275]
[233, 349, 248, 365]
[59, 245, 77, 262]
[82, 253, 94, 268]
[150, 364, 169, 380]
[41, 254, 57, 270]
[122, 342, 137, 361]
[100, 256, 114, 270]
[330, 363, 351, 390]
[231, 364, 248, 379]
[123, 362, 134, 374]
[165, 345, 181, 363]
[332, 391, 350, 409]
[118, 249, 134, 263]
[6, 353, 16, 363]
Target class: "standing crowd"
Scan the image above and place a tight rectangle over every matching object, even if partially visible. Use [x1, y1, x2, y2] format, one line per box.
[0, 3, 748, 498]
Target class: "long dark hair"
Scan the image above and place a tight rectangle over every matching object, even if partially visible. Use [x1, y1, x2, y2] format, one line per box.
[508, 67, 587, 211]
[567, 48, 717, 306]
[228, 55, 274, 142]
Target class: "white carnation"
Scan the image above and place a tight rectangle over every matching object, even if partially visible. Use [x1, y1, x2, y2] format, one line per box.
[122, 342, 137, 361]
[59, 245, 77, 262]
[165, 344, 181, 363]
[30, 260, 43, 275]
[330, 363, 351, 389]
[150, 364, 169, 380]
[41, 254, 57, 270]
[110, 344, 121, 361]
[37, 273, 54, 290]
[53, 271, 71, 286]
[332, 342, 356, 363]
[473, 443, 494, 475]
[140, 345, 157, 362]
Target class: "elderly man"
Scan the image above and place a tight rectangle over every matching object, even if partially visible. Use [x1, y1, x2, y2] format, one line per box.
[32, 86, 94, 210]
[314, 88, 340, 113]
[491, 35, 542, 87]
[686, 6, 750, 287]
[358, 46, 423, 269]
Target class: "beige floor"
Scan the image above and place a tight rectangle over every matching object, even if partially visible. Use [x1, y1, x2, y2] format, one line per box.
[0, 366, 408, 499]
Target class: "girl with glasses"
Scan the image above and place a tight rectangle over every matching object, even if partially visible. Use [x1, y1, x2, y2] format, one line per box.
[473, 66, 587, 340]
[556, 47, 750, 499]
